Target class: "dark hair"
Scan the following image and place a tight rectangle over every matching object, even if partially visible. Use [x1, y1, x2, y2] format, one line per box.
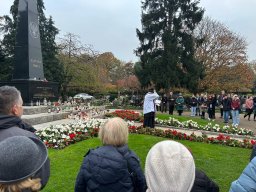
[148, 88, 154, 93]
[0, 86, 21, 114]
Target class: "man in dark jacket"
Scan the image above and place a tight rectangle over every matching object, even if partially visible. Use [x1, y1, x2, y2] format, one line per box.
[161, 94, 168, 113]
[0, 85, 50, 189]
[168, 91, 176, 115]
[222, 94, 231, 124]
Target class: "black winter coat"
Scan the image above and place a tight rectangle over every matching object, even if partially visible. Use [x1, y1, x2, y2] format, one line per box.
[191, 169, 219, 192]
[75, 145, 147, 192]
[222, 98, 231, 111]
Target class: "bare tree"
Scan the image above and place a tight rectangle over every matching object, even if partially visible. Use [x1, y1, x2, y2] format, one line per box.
[58, 32, 98, 62]
[194, 17, 249, 91]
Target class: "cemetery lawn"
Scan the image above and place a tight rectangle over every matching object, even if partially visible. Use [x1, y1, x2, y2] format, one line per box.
[42, 134, 250, 192]
[156, 113, 226, 127]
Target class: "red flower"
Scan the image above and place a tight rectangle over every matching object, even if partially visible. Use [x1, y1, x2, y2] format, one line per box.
[251, 140, 256, 145]
[172, 130, 178, 136]
[69, 133, 76, 140]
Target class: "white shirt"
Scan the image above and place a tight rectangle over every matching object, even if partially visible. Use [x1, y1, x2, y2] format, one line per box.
[143, 91, 159, 114]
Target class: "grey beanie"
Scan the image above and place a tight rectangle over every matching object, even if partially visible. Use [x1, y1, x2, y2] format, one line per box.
[0, 136, 48, 184]
[145, 140, 195, 192]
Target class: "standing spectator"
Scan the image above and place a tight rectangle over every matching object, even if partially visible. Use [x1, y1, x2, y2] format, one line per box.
[229, 157, 256, 192]
[195, 93, 202, 116]
[0, 136, 48, 192]
[168, 91, 176, 115]
[244, 96, 254, 121]
[0, 86, 50, 189]
[212, 94, 217, 119]
[218, 90, 225, 118]
[190, 95, 198, 116]
[200, 99, 208, 119]
[75, 117, 147, 192]
[145, 140, 219, 192]
[231, 94, 240, 126]
[253, 97, 256, 121]
[145, 140, 195, 192]
[143, 88, 159, 128]
[222, 94, 231, 124]
[175, 93, 185, 116]
[207, 95, 214, 120]
[161, 94, 168, 113]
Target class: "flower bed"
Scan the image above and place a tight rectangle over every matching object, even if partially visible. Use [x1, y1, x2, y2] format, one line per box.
[36, 119, 136, 149]
[36, 117, 256, 149]
[105, 110, 143, 121]
[36, 119, 106, 149]
[129, 126, 256, 149]
[155, 118, 254, 136]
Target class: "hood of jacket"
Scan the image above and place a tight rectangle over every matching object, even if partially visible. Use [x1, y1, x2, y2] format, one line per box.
[0, 115, 36, 132]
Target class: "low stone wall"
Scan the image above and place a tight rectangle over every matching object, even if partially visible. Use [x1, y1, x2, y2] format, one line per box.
[22, 112, 70, 125]
[23, 106, 49, 115]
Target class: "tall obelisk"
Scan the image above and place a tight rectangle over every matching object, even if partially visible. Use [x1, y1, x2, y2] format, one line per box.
[0, 0, 59, 105]
[13, 0, 44, 80]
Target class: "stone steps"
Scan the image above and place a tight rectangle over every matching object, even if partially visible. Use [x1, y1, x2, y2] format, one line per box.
[23, 106, 49, 115]
[21, 105, 106, 129]
[22, 112, 69, 126]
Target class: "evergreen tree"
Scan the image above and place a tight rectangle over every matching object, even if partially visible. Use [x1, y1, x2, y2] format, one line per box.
[1, 0, 64, 84]
[136, 0, 204, 91]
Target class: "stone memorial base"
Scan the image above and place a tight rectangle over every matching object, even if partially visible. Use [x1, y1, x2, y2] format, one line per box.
[0, 80, 59, 105]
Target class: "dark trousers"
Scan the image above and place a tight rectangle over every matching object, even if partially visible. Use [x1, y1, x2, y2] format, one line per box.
[201, 111, 205, 119]
[244, 108, 253, 120]
[143, 112, 155, 128]
[169, 105, 174, 115]
[208, 109, 214, 119]
[220, 108, 223, 117]
[161, 103, 167, 113]
[196, 107, 200, 116]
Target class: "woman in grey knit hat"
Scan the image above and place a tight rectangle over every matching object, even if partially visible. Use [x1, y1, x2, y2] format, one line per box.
[0, 136, 48, 192]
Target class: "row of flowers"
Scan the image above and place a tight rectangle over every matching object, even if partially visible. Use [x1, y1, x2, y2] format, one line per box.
[36, 119, 105, 149]
[105, 110, 254, 136]
[36, 117, 256, 149]
[36, 119, 135, 149]
[129, 126, 256, 148]
[155, 118, 254, 136]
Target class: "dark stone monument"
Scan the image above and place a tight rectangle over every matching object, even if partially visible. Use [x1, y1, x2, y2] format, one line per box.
[0, 0, 58, 105]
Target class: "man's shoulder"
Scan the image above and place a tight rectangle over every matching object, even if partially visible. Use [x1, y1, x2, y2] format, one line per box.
[0, 126, 36, 141]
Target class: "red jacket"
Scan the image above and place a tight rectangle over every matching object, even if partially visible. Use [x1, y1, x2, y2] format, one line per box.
[231, 99, 240, 110]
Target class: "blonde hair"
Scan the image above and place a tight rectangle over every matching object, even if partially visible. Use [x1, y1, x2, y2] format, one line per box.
[99, 117, 128, 146]
[0, 178, 41, 192]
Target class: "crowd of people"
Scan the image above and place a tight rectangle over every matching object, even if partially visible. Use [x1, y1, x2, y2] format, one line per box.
[150, 90, 256, 127]
[0, 85, 256, 192]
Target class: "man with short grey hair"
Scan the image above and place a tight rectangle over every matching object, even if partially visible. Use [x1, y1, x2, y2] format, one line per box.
[0, 85, 36, 133]
[0, 85, 50, 189]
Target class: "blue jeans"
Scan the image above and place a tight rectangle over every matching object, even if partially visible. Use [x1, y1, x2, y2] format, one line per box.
[231, 110, 239, 125]
[223, 111, 230, 123]
[191, 106, 196, 116]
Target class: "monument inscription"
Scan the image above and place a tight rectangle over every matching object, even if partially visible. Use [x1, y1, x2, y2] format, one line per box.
[13, 0, 44, 80]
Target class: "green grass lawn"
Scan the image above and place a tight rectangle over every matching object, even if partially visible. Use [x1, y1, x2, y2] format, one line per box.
[42, 134, 250, 192]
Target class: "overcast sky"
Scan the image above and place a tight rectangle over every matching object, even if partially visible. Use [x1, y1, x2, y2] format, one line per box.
[1, 0, 256, 62]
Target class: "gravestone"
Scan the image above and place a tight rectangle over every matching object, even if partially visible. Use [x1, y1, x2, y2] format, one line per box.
[0, 0, 58, 105]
